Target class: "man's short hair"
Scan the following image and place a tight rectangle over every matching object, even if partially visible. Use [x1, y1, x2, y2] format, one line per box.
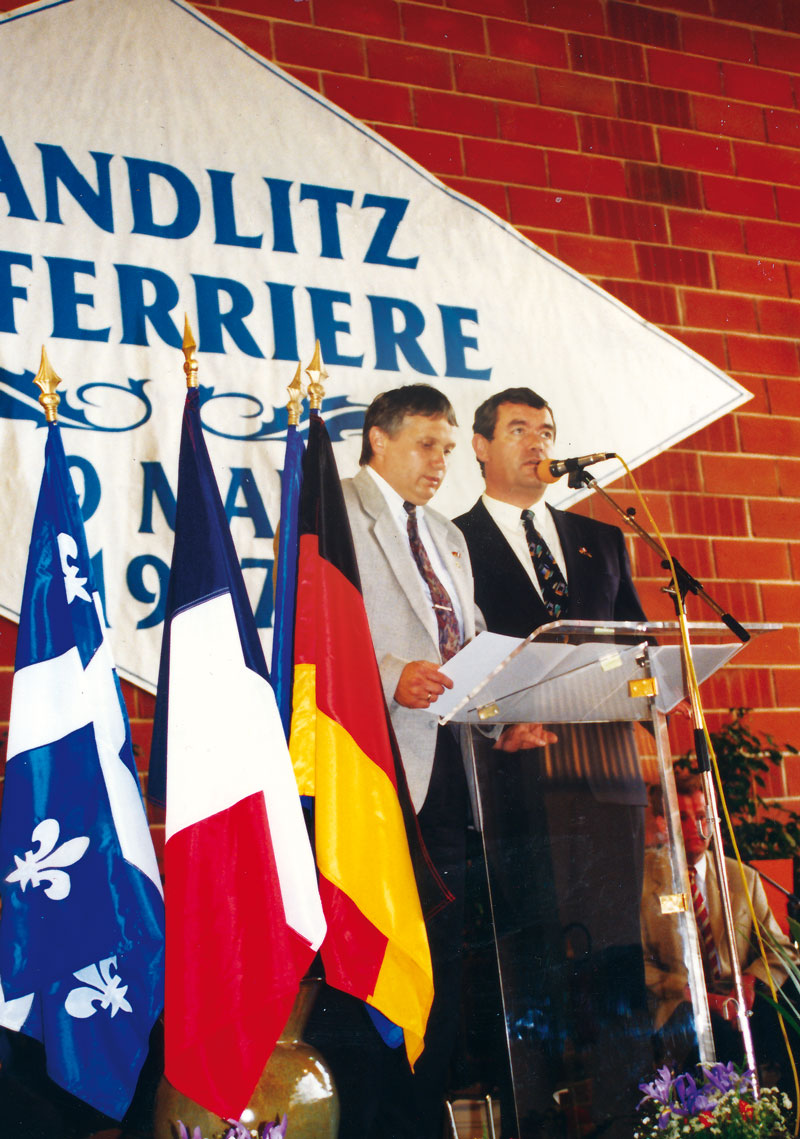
[674, 768, 705, 799]
[472, 387, 555, 440]
[360, 384, 458, 465]
[650, 767, 705, 817]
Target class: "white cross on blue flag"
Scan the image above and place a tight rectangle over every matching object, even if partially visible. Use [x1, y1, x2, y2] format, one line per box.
[0, 422, 165, 1120]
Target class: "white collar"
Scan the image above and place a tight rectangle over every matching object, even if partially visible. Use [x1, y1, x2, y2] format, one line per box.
[692, 853, 708, 884]
[483, 493, 549, 530]
[365, 464, 415, 522]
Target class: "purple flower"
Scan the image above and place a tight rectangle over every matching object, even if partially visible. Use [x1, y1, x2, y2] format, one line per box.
[176, 1125, 204, 1139]
[656, 1107, 672, 1130]
[177, 1114, 288, 1139]
[221, 1123, 252, 1139]
[672, 1073, 712, 1117]
[637, 1060, 768, 1135]
[638, 1065, 674, 1106]
[264, 1115, 288, 1138]
[702, 1060, 753, 1096]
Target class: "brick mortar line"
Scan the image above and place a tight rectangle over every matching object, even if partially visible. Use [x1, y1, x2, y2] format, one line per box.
[251, 60, 800, 164]
[198, 8, 800, 102]
[212, 2, 800, 56]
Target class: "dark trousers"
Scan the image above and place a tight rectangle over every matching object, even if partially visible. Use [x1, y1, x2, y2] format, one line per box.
[412, 727, 469, 1138]
[474, 728, 651, 1137]
[306, 728, 469, 1139]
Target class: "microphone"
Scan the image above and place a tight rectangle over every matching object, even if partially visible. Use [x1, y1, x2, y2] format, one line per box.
[536, 452, 616, 483]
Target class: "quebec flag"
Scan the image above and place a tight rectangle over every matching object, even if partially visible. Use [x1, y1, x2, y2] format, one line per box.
[0, 422, 165, 1120]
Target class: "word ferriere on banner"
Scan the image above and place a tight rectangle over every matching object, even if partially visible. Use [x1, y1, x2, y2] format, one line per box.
[0, 137, 493, 381]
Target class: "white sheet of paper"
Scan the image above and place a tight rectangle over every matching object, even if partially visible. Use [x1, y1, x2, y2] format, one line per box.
[427, 632, 521, 718]
[429, 633, 627, 721]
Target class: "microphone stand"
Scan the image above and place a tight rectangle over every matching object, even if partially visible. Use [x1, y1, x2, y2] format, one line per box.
[748, 866, 800, 929]
[570, 468, 759, 1084]
[567, 468, 749, 644]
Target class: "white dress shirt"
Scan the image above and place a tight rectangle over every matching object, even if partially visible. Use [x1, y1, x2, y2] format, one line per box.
[365, 465, 465, 639]
[692, 852, 709, 907]
[481, 493, 568, 603]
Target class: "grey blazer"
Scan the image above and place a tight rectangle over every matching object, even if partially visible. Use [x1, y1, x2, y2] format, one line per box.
[641, 847, 800, 1029]
[342, 466, 483, 811]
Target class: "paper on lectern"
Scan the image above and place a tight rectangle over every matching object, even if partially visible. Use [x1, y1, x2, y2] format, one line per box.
[426, 631, 746, 724]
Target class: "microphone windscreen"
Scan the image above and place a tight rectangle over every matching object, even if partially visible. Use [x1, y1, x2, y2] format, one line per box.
[536, 459, 560, 483]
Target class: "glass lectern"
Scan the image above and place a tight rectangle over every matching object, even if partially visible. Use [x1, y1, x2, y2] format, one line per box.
[435, 620, 774, 1139]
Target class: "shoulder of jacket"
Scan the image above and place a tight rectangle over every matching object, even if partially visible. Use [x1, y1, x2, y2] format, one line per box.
[428, 505, 466, 540]
[452, 500, 483, 527]
[726, 857, 758, 886]
[552, 505, 623, 542]
[343, 468, 384, 517]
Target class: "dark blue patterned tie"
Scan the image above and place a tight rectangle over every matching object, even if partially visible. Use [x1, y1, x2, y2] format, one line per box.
[521, 508, 569, 619]
[404, 502, 461, 662]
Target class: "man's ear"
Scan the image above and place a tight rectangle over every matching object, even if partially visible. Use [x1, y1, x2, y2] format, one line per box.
[472, 433, 489, 463]
[369, 425, 387, 457]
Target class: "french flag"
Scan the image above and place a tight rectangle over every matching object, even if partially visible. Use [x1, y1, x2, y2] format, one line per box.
[149, 386, 325, 1119]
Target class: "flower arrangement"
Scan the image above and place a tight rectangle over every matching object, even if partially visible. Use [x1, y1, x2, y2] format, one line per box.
[635, 1063, 791, 1136]
[177, 1114, 288, 1139]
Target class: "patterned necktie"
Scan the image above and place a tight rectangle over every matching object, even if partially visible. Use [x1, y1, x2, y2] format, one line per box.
[688, 864, 722, 984]
[521, 508, 569, 619]
[404, 502, 461, 662]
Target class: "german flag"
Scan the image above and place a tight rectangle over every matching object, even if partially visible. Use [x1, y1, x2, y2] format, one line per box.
[289, 410, 436, 1065]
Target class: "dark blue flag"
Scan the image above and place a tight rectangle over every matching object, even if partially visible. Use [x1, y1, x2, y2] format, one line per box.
[271, 423, 305, 737]
[0, 423, 165, 1120]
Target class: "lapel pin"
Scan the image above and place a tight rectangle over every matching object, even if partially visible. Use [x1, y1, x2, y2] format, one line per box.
[578, 546, 592, 558]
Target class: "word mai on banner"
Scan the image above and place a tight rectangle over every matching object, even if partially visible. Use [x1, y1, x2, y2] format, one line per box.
[0, 136, 493, 380]
[69, 450, 277, 635]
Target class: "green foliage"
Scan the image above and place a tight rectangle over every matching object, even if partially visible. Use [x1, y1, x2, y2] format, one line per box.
[678, 708, 800, 861]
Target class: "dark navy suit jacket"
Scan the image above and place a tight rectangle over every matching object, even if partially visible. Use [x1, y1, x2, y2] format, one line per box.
[453, 498, 646, 639]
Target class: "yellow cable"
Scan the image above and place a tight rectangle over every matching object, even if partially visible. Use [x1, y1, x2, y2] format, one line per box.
[612, 456, 799, 1131]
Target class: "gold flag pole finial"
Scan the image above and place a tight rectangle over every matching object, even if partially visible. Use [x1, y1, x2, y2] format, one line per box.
[182, 315, 199, 389]
[286, 362, 305, 426]
[34, 346, 62, 423]
[305, 340, 327, 410]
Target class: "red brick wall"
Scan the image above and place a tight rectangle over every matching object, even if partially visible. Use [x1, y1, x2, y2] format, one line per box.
[1, 0, 799, 808]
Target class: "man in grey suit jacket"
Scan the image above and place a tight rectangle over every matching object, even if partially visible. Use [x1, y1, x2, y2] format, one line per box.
[644, 768, 800, 1090]
[342, 461, 475, 816]
[312, 384, 550, 1139]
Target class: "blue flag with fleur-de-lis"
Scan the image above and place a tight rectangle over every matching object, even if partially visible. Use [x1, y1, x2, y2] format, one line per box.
[0, 422, 165, 1120]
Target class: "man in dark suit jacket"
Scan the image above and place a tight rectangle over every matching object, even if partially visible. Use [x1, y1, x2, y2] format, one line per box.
[453, 388, 645, 636]
[453, 387, 652, 1137]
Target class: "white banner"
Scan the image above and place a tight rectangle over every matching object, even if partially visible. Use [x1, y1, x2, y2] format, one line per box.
[0, 0, 750, 690]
